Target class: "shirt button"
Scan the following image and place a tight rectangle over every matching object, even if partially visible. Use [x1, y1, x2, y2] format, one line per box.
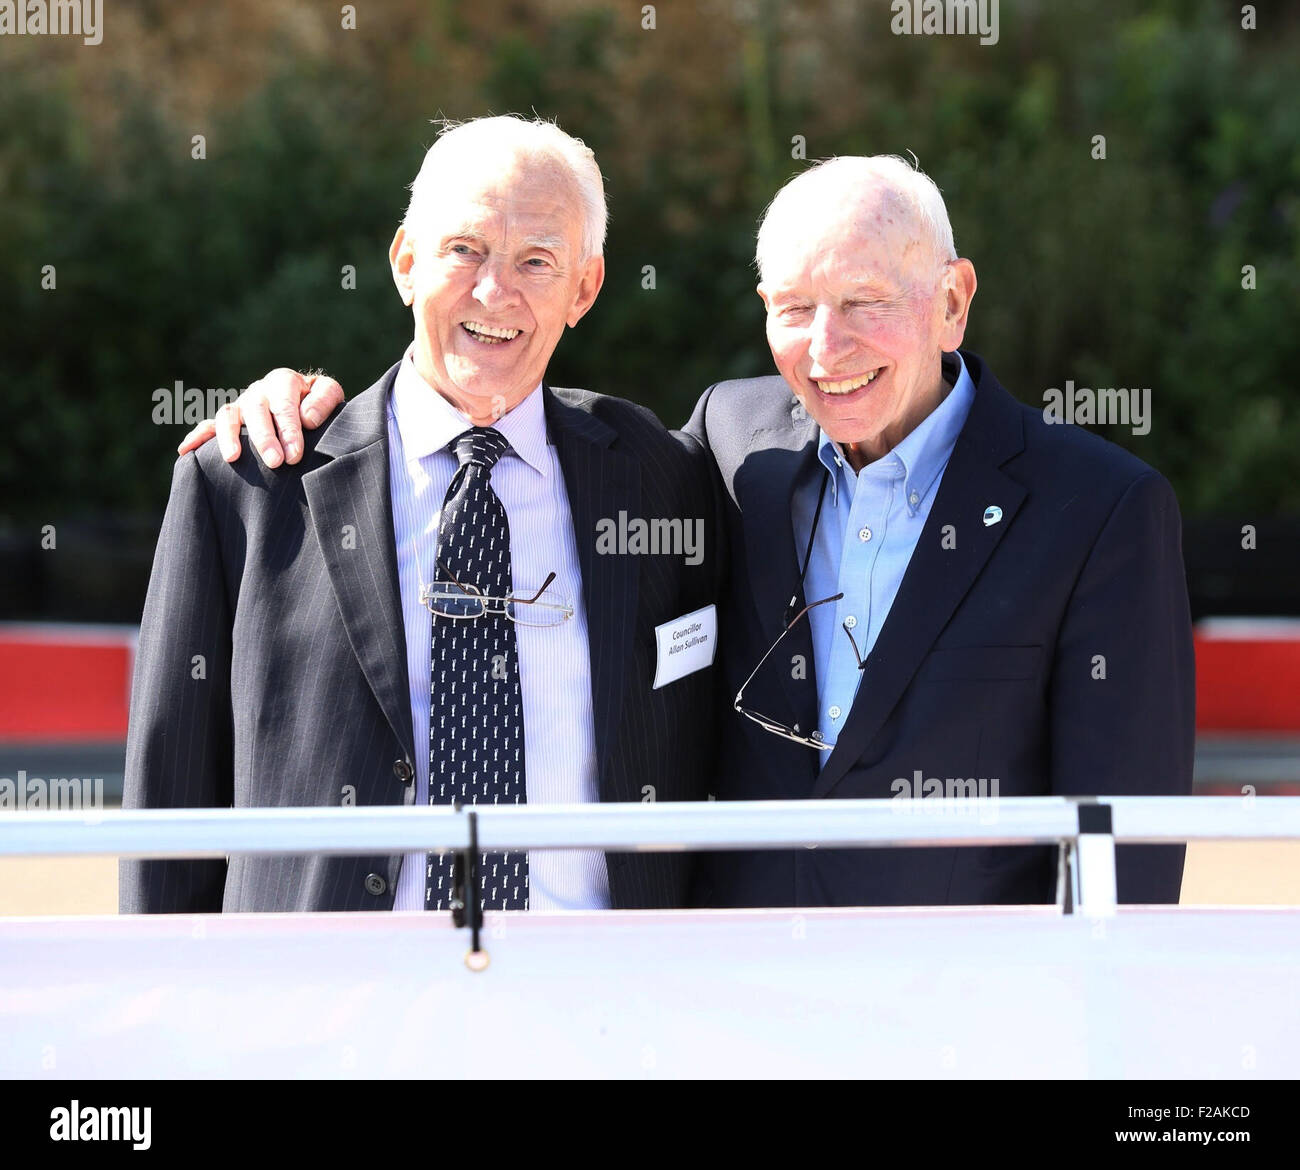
[909, 491, 920, 507]
[843, 615, 858, 629]
[363, 873, 388, 896]
[858, 526, 872, 542]
[829, 705, 843, 720]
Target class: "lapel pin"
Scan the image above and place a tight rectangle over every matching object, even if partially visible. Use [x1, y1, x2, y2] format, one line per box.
[982, 505, 1003, 527]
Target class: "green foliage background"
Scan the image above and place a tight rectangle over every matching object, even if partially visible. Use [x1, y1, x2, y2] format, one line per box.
[2, 0, 1297, 539]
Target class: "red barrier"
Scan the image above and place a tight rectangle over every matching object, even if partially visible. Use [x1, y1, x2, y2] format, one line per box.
[1193, 620, 1300, 732]
[1, 620, 1297, 740]
[0, 625, 134, 741]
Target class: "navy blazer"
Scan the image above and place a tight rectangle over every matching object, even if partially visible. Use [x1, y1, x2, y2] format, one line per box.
[685, 350, 1194, 907]
[121, 363, 720, 912]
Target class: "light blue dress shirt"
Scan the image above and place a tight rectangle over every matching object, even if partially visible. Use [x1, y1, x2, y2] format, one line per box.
[792, 351, 977, 756]
[386, 350, 611, 910]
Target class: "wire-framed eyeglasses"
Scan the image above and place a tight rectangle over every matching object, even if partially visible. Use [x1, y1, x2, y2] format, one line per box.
[420, 558, 575, 628]
[733, 592, 868, 750]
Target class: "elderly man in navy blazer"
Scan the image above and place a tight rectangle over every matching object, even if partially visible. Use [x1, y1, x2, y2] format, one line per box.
[183, 152, 1193, 908]
[683, 156, 1192, 907]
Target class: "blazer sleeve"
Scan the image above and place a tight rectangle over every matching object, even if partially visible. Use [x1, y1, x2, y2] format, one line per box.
[676, 386, 730, 907]
[679, 383, 716, 454]
[1047, 470, 1196, 904]
[119, 454, 234, 913]
[674, 384, 727, 602]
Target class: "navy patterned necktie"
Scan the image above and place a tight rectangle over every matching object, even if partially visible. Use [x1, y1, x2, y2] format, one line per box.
[425, 426, 528, 911]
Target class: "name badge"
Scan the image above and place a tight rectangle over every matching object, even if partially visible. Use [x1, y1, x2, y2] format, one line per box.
[653, 604, 718, 690]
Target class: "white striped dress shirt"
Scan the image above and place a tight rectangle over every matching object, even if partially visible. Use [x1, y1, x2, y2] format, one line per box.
[387, 350, 611, 911]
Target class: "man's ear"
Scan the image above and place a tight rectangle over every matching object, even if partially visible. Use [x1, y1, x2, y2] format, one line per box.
[565, 255, 606, 328]
[756, 282, 774, 313]
[390, 227, 416, 306]
[939, 258, 977, 351]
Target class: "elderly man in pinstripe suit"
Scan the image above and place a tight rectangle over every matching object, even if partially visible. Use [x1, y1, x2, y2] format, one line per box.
[121, 116, 719, 914]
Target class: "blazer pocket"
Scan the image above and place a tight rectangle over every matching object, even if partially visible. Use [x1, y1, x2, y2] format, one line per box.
[914, 645, 1043, 682]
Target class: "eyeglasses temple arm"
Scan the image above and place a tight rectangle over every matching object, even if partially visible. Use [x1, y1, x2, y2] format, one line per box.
[435, 557, 465, 591]
[515, 571, 557, 606]
[736, 591, 846, 709]
[842, 620, 868, 670]
[788, 591, 843, 629]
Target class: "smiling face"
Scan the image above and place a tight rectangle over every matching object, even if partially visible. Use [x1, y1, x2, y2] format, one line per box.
[758, 183, 976, 469]
[390, 151, 604, 424]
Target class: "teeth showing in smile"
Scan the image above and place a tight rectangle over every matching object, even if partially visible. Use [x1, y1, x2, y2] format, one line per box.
[815, 369, 880, 396]
[462, 321, 521, 344]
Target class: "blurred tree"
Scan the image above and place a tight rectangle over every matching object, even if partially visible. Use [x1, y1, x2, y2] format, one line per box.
[0, 0, 1296, 597]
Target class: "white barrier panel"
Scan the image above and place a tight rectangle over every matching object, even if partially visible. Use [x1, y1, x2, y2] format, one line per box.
[2, 906, 1298, 1079]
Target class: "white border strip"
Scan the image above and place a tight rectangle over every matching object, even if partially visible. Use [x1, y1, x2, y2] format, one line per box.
[1196, 616, 1300, 640]
[0, 621, 139, 647]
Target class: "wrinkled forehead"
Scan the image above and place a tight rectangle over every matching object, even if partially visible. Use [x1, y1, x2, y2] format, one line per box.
[763, 183, 937, 291]
[417, 149, 584, 244]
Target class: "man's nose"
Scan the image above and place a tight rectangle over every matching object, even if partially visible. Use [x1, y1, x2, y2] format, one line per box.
[807, 305, 853, 368]
[471, 258, 519, 310]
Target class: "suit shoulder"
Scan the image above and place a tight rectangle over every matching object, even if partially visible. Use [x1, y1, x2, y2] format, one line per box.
[1015, 395, 1171, 503]
[187, 418, 319, 505]
[189, 430, 301, 493]
[189, 373, 391, 500]
[687, 376, 798, 459]
[548, 385, 712, 505]
[548, 384, 692, 461]
[548, 383, 666, 431]
[702, 375, 792, 420]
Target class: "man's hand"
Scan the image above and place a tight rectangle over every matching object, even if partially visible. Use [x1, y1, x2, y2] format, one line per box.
[176, 369, 346, 465]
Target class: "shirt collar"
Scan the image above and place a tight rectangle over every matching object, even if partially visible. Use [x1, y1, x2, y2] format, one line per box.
[816, 350, 976, 514]
[390, 345, 550, 476]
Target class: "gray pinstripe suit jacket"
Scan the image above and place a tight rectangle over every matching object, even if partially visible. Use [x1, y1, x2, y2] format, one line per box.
[120, 362, 720, 912]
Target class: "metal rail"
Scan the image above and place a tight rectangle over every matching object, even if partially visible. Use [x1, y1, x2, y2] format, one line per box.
[3, 796, 1297, 858]
[4, 796, 1298, 919]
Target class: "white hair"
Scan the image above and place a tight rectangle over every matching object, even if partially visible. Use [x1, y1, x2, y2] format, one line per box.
[755, 154, 957, 282]
[402, 115, 608, 261]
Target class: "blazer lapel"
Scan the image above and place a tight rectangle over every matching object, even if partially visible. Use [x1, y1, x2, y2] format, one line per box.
[735, 402, 821, 736]
[544, 386, 641, 791]
[812, 357, 1028, 798]
[302, 363, 415, 761]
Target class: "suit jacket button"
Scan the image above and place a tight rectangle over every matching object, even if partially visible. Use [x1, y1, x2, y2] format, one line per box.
[364, 873, 388, 896]
[393, 759, 413, 782]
